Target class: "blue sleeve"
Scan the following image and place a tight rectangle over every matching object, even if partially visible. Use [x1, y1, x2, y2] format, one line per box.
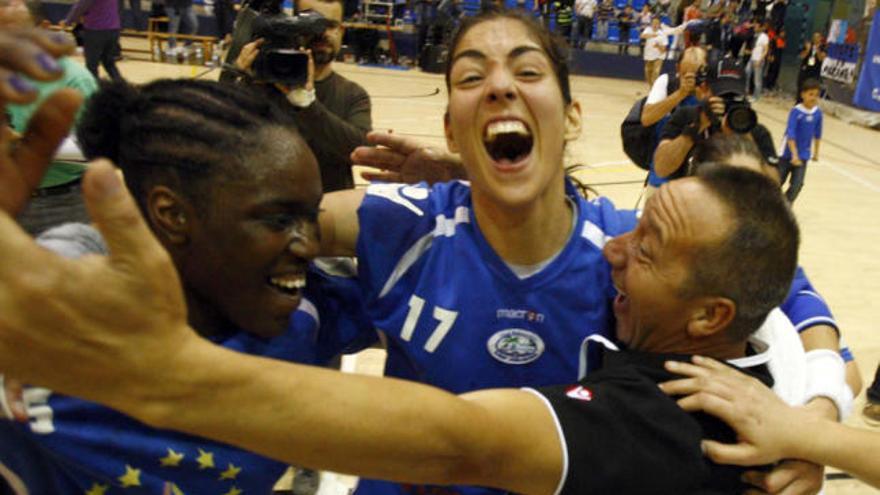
[780, 267, 838, 335]
[355, 182, 447, 302]
[785, 109, 798, 141]
[780, 267, 854, 362]
[815, 111, 823, 140]
[610, 207, 639, 235]
[308, 261, 378, 359]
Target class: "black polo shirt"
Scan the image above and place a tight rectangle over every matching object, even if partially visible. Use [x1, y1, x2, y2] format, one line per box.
[532, 347, 774, 495]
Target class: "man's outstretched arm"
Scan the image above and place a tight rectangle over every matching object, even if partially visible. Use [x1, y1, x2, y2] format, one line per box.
[143, 342, 564, 494]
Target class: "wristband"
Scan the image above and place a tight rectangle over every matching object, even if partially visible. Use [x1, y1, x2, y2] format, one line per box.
[803, 349, 852, 420]
[286, 87, 316, 108]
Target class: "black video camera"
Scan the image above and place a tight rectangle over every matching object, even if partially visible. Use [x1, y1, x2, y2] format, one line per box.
[251, 10, 328, 86]
[696, 59, 757, 135]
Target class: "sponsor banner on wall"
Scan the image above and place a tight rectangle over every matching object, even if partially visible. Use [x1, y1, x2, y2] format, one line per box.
[854, 11, 880, 111]
[822, 42, 860, 83]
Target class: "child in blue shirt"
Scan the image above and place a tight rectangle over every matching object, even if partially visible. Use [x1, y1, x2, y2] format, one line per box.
[778, 78, 823, 203]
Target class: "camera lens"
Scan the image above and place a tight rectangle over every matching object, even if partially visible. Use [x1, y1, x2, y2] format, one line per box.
[265, 50, 309, 85]
[727, 106, 757, 134]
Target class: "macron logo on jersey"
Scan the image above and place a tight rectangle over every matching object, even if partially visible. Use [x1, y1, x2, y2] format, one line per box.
[565, 385, 593, 402]
[496, 308, 546, 323]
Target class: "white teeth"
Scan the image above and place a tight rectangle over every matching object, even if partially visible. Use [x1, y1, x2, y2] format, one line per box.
[484, 120, 530, 142]
[270, 277, 306, 290]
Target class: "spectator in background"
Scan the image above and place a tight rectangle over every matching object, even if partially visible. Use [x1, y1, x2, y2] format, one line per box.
[704, 0, 722, 25]
[535, 0, 550, 26]
[118, 0, 143, 30]
[755, 0, 772, 21]
[723, 0, 739, 23]
[765, 25, 785, 90]
[769, 0, 786, 31]
[2, 0, 98, 235]
[730, 15, 754, 59]
[617, 4, 636, 54]
[717, 11, 734, 54]
[736, 0, 751, 19]
[637, 3, 652, 55]
[414, 0, 437, 56]
[652, 0, 670, 16]
[746, 21, 769, 100]
[595, 0, 614, 40]
[641, 15, 669, 86]
[683, 0, 701, 47]
[571, 0, 596, 48]
[798, 31, 825, 93]
[62, 0, 123, 81]
[555, 0, 573, 39]
[165, 0, 198, 56]
[214, 0, 237, 46]
[638, 3, 651, 29]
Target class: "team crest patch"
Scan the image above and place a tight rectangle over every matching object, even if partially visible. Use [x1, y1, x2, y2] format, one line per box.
[487, 329, 545, 364]
[565, 385, 593, 402]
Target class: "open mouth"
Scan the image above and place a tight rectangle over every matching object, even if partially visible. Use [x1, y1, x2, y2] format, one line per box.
[268, 274, 306, 298]
[483, 119, 534, 166]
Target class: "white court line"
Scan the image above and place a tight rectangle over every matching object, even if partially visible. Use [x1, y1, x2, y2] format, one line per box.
[824, 161, 880, 193]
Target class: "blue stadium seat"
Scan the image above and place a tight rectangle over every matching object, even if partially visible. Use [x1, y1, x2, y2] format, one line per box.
[607, 21, 620, 42]
[630, 26, 641, 44]
[631, 0, 645, 10]
[614, 0, 627, 9]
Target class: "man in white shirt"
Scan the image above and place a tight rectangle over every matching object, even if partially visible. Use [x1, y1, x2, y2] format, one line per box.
[571, 0, 596, 48]
[747, 21, 770, 100]
[641, 16, 670, 86]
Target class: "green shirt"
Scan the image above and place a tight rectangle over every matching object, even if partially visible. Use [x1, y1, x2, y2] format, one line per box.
[6, 57, 98, 188]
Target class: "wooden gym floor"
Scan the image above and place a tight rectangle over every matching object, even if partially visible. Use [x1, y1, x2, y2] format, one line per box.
[101, 40, 880, 493]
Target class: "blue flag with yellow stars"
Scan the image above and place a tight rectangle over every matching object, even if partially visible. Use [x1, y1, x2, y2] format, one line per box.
[0, 261, 376, 494]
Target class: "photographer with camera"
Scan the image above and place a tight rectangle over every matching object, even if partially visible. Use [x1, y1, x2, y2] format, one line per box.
[653, 56, 761, 181]
[230, 0, 372, 193]
[620, 46, 704, 194]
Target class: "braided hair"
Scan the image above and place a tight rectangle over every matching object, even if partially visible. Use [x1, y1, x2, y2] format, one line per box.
[77, 79, 300, 214]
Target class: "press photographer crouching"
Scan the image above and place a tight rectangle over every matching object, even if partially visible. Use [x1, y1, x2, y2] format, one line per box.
[223, 0, 371, 192]
[652, 56, 776, 186]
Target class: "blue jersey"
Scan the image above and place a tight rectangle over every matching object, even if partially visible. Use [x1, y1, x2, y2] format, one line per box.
[781, 266, 852, 362]
[354, 180, 637, 495]
[0, 238, 375, 493]
[780, 104, 822, 162]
